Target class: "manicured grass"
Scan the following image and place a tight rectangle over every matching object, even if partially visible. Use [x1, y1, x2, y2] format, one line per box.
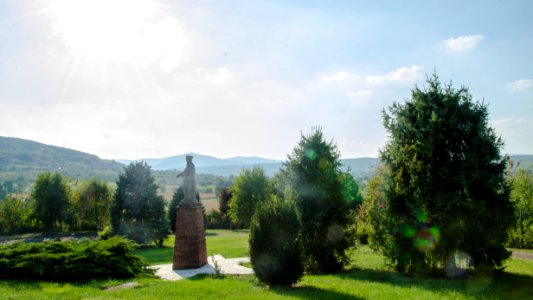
[2, 231, 533, 299]
[134, 229, 249, 265]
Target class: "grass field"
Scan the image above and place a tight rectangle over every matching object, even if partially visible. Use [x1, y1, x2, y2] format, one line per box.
[1, 230, 533, 299]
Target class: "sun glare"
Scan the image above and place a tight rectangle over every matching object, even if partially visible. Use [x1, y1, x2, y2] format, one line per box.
[49, 0, 186, 69]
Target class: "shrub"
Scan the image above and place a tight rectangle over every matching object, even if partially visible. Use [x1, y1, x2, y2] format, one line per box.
[281, 128, 355, 273]
[205, 210, 230, 229]
[0, 236, 152, 281]
[249, 197, 303, 286]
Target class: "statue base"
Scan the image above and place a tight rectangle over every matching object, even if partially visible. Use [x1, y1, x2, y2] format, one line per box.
[172, 203, 207, 269]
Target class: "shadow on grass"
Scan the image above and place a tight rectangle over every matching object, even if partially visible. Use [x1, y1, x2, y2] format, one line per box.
[205, 232, 219, 236]
[335, 266, 533, 298]
[271, 285, 363, 300]
[187, 275, 362, 300]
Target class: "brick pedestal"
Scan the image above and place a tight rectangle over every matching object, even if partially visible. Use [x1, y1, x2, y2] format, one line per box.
[172, 203, 207, 269]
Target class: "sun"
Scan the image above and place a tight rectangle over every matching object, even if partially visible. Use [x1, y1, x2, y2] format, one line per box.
[49, 0, 184, 66]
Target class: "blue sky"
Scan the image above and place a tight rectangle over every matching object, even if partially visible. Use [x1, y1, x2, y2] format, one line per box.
[0, 0, 532, 159]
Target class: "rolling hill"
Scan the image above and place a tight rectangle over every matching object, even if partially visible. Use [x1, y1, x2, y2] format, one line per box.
[0, 136, 124, 191]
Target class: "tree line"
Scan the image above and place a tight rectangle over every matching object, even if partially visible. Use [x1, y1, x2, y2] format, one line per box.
[1, 74, 532, 285]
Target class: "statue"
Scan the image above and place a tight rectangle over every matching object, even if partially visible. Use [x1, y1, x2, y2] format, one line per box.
[177, 155, 197, 205]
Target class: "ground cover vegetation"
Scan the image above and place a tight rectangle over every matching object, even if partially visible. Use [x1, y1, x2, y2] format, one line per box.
[0, 236, 150, 281]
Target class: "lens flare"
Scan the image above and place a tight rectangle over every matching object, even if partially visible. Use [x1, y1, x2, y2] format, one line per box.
[304, 149, 317, 160]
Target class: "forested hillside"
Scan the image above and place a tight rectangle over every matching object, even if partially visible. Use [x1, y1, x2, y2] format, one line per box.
[0, 136, 123, 192]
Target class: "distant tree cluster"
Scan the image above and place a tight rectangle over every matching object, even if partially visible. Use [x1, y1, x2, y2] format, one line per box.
[0, 173, 114, 235]
[0, 162, 169, 247]
[506, 162, 533, 249]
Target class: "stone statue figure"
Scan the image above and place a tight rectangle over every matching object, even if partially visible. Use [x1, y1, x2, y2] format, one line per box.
[177, 155, 197, 205]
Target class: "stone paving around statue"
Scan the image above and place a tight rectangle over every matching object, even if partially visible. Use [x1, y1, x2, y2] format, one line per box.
[150, 255, 254, 281]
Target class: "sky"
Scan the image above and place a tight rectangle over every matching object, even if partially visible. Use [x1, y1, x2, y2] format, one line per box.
[0, 0, 532, 160]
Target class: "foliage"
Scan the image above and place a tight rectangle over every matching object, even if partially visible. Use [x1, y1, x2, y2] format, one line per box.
[341, 171, 364, 210]
[281, 128, 355, 274]
[380, 74, 514, 275]
[205, 187, 233, 229]
[356, 165, 392, 249]
[229, 166, 272, 228]
[72, 179, 112, 231]
[0, 136, 123, 192]
[30, 172, 73, 232]
[507, 165, 533, 249]
[250, 197, 303, 286]
[168, 187, 184, 233]
[110, 162, 168, 246]
[219, 187, 232, 221]
[0, 236, 151, 281]
[0, 196, 32, 234]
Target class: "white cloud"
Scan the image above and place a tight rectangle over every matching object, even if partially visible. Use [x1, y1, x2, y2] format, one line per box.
[365, 65, 424, 85]
[506, 79, 533, 92]
[205, 67, 235, 88]
[320, 70, 350, 85]
[346, 90, 372, 98]
[444, 34, 485, 53]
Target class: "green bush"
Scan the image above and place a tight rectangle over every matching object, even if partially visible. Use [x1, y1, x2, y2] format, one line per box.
[0, 236, 151, 281]
[249, 198, 303, 286]
[205, 210, 231, 229]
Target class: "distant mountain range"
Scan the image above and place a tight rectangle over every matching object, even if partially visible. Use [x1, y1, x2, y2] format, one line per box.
[1, 136, 532, 191]
[117, 154, 382, 178]
[117, 154, 280, 171]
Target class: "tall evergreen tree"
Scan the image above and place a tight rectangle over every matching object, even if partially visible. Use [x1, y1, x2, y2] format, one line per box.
[282, 128, 354, 273]
[111, 162, 168, 246]
[380, 74, 514, 275]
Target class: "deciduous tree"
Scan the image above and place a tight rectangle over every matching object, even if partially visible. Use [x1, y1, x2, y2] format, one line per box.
[31, 172, 72, 232]
[73, 179, 112, 231]
[229, 166, 271, 228]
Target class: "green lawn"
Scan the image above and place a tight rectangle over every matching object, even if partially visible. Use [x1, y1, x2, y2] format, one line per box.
[1, 230, 533, 299]
[133, 229, 249, 265]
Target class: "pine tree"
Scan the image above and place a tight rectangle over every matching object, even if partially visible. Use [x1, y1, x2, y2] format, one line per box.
[111, 162, 168, 246]
[282, 128, 354, 273]
[380, 74, 514, 275]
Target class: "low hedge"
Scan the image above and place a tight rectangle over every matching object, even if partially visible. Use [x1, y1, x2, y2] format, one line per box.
[0, 236, 152, 281]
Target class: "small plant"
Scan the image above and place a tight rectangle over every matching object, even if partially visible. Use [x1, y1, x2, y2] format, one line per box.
[249, 197, 303, 286]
